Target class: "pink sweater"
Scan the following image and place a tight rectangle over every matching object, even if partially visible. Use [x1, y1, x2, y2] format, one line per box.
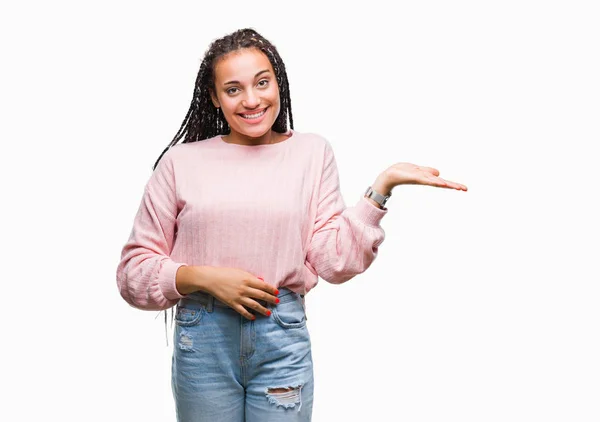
[116, 130, 388, 311]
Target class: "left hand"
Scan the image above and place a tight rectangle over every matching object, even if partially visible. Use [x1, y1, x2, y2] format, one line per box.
[374, 163, 468, 194]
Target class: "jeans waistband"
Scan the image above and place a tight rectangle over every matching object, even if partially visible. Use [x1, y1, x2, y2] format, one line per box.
[178, 287, 303, 313]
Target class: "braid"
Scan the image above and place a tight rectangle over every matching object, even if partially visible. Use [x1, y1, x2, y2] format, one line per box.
[152, 28, 294, 170]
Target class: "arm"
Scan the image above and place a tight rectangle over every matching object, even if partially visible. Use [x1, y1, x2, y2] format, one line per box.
[305, 140, 389, 284]
[116, 150, 188, 311]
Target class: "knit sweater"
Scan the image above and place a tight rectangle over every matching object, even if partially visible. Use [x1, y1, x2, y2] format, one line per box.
[116, 130, 388, 311]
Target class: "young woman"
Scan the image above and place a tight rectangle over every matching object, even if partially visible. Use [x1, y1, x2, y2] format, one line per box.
[116, 28, 467, 422]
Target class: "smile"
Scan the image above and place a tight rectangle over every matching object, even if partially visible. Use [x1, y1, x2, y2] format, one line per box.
[239, 107, 268, 119]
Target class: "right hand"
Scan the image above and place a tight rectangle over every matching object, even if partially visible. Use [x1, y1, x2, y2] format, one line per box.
[203, 267, 279, 320]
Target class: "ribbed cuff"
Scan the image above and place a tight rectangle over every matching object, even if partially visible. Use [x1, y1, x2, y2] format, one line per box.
[353, 196, 388, 227]
[159, 260, 188, 300]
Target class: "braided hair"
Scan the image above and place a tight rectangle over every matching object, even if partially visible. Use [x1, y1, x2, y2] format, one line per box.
[152, 28, 294, 170]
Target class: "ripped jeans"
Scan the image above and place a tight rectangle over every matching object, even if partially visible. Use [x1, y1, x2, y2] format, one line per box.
[171, 287, 314, 422]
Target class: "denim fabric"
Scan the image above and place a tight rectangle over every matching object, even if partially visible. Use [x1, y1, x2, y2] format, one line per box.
[171, 288, 314, 421]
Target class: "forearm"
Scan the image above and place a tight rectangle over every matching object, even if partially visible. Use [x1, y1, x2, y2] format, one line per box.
[307, 195, 387, 284]
[175, 265, 215, 295]
[307, 142, 389, 284]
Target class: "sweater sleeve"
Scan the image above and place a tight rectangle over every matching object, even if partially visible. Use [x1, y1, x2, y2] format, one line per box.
[305, 140, 388, 284]
[116, 150, 188, 311]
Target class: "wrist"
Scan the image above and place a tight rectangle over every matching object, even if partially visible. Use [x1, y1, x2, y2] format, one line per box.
[371, 180, 392, 196]
[175, 265, 213, 295]
[364, 179, 392, 209]
[373, 172, 393, 195]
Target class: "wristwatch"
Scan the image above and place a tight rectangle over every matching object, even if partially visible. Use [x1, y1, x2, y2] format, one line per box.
[364, 186, 391, 209]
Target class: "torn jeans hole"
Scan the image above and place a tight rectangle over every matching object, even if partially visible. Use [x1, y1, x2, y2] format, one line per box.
[178, 331, 193, 351]
[265, 385, 303, 412]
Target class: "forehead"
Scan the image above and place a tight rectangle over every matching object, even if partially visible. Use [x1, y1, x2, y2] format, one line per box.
[213, 48, 274, 83]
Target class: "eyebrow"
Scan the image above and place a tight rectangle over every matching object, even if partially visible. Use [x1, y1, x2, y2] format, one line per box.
[223, 69, 271, 86]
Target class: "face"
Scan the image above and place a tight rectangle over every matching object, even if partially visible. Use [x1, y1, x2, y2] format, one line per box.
[210, 48, 281, 141]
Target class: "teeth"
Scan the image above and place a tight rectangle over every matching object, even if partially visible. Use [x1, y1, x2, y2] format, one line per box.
[241, 109, 266, 119]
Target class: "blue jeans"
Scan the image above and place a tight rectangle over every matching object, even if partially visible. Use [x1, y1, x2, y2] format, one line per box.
[171, 287, 314, 421]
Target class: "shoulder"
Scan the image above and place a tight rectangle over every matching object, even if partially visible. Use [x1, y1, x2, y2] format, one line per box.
[293, 131, 333, 154]
[158, 136, 218, 165]
[169, 136, 217, 156]
[150, 137, 219, 180]
[291, 131, 338, 176]
[295, 130, 329, 145]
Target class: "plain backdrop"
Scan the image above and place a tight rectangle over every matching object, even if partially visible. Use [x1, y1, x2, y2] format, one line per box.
[1, 1, 599, 421]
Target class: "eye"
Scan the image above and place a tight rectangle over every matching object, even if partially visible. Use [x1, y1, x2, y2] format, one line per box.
[257, 79, 269, 87]
[226, 87, 240, 95]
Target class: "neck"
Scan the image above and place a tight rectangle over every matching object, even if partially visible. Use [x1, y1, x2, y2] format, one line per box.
[223, 130, 277, 146]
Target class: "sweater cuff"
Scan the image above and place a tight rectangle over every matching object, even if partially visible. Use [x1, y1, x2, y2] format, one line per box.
[159, 260, 188, 300]
[353, 196, 388, 227]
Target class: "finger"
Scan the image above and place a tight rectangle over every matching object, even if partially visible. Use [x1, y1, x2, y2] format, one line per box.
[417, 167, 466, 190]
[421, 174, 449, 188]
[233, 304, 256, 321]
[254, 277, 280, 297]
[418, 166, 440, 176]
[246, 286, 280, 305]
[439, 178, 468, 191]
[240, 297, 271, 317]
[431, 177, 467, 191]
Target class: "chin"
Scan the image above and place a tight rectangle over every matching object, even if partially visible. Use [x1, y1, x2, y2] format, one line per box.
[236, 124, 273, 138]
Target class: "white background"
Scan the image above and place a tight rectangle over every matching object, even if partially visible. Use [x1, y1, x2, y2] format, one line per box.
[1, 1, 599, 421]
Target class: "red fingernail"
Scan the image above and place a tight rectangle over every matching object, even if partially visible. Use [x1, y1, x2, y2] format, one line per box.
[258, 277, 264, 280]
[274, 289, 279, 295]
[275, 298, 280, 304]
[251, 315, 256, 320]
[266, 310, 271, 316]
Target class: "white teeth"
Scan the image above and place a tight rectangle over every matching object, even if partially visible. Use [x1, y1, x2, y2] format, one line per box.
[241, 109, 266, 119]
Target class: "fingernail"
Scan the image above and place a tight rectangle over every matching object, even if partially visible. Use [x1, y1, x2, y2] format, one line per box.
[251, 315, 256, 320]
[274, 289, 279, 295]
[258, 277, 264, 280]
[266, 310, 271, 316]
[275, 298, 280, 304]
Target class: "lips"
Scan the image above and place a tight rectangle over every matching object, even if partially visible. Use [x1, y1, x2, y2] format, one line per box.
[238, 107, 268, 119]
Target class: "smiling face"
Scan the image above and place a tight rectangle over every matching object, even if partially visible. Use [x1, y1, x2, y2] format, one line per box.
[210, 48, 281, 144]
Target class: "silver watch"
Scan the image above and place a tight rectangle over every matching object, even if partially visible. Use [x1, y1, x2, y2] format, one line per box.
[364, 186, 391, 208]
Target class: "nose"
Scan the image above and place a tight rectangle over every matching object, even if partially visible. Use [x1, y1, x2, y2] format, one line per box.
[242, 89, 260, 109]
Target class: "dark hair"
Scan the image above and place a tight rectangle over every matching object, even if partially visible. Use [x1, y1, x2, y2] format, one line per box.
[152, 28, 294, 170]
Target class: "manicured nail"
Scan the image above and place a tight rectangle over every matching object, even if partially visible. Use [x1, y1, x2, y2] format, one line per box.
[275, 298, 280, 304]
[274, 289, 279, 295]
[251, 315, 256, 320]
[266, 310, 271, 316]
[258, 277, 264, 280]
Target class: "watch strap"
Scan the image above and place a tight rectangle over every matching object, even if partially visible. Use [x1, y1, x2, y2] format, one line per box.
[364, 186, 391, 208]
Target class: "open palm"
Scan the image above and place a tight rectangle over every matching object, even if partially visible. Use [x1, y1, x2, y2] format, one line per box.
[384, 162, 468, 191]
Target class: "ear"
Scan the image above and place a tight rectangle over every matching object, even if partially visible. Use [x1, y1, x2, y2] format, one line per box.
[209, 89, 220, 108]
